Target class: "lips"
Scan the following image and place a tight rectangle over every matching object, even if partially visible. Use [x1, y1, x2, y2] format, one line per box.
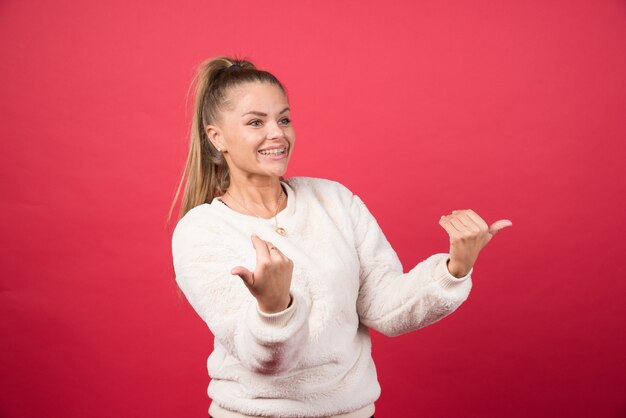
[258, 149, 287, 157]
[258, 145, 289, 156]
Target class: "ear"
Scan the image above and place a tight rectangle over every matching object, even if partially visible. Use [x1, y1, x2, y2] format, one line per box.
[205, 124, 226, 152]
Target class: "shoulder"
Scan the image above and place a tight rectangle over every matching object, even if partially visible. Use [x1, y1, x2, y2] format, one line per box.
[286, 176, 356, 202]
[171, 203, 220, 252]
[288, 176, 378, 222]
[173, 203, 210, 233]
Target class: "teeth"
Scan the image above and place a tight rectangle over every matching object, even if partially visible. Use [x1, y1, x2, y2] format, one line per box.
[259, 148, 286, 155]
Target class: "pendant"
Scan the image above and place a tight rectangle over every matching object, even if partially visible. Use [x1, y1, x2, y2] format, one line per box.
[276, 227, 287, 236]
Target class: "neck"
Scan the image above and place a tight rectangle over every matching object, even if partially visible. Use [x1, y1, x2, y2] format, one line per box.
[225, 174, 285, 214]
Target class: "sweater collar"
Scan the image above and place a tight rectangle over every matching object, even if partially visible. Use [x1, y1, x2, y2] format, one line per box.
[211, 179, 296, 221]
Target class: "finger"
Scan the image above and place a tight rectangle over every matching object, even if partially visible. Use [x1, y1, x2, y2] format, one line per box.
[488, 219, 513, 235]
[439, 216, 461, 238]
[251, 234, 271, 262]
[451, 211, 481, 232]
[464, 209, 489, 230]
[260, 237, 280, 254]
[440, 213, 464, 233]
[231, 266, 255, 287]
[265, 241, 284, 260]
[447, 217, 467, 234]
[270, 245, 292, 264]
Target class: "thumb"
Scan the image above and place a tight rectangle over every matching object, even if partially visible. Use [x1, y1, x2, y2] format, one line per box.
[488, 219, 513, 236]
[231, 266, 255, 287]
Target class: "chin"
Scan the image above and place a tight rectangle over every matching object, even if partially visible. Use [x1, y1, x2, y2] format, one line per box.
[253, 153, 292, 178]
[260, 159, 290, 177]
[266, 166, 289, 178]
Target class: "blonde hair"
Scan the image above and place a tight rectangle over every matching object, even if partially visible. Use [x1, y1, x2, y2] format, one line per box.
[168, 56, 287, 223]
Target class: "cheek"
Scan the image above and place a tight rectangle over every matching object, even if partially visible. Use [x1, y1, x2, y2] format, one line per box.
[230, 130, 260, 151]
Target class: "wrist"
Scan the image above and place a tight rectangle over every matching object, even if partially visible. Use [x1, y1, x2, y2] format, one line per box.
[447, 258, 471, 278]
[258, 294, 292, 314]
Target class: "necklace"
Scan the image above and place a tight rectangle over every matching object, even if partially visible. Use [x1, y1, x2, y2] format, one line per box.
[225, 185, 287, 236]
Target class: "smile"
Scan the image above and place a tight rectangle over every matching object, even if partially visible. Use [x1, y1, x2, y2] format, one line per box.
[258, 148, 287, 156]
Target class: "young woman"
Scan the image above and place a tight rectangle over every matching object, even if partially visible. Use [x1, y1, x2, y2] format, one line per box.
[171, 56, 512, 418]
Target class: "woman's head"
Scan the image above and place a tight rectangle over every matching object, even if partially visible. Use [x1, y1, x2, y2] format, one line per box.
[206, 77, 294, 186]
[170, 56, 293, 221]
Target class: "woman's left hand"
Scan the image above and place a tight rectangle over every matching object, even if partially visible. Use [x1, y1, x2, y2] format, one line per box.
[439, 209, 513, 278]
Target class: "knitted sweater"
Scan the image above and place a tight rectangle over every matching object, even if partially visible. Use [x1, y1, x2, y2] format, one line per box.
[172, 177, 473, 418]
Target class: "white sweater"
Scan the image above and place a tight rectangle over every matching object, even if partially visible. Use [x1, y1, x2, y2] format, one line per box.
[172, 177, 473, 418]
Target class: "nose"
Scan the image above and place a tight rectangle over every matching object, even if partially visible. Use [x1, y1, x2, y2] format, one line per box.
[267, 121, 286, 139]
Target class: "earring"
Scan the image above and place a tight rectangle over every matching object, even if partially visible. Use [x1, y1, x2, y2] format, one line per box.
[217, 147, 221, 152]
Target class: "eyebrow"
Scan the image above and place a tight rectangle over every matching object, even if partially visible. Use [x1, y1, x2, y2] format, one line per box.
[241, 107, 290, 118]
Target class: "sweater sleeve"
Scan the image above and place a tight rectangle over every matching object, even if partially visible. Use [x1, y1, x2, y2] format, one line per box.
[350, 193, 473, 337]
[172, 216, 309, 375]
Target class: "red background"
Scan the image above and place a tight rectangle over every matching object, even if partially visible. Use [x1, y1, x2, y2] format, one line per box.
[1, 1, 625, 417]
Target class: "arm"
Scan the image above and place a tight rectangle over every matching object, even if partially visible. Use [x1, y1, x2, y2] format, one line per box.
[350, 194, 473, 337]
[172, 218, 309, 375]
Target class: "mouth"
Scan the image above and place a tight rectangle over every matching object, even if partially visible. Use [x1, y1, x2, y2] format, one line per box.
[258, 146, 288, 158]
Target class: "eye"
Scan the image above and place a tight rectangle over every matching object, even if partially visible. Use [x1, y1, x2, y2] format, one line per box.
[248, 119, 262, 127]
[279, 117, 291, 125]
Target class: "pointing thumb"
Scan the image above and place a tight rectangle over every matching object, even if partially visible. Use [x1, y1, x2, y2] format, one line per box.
[231, 267, 255, 287]
[488, 219, 513, 236]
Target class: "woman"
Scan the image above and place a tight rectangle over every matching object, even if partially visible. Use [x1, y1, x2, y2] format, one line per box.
[170, 56, 512, 418]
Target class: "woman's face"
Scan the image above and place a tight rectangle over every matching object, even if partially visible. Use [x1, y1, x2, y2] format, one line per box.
[208, 81, 295, 182]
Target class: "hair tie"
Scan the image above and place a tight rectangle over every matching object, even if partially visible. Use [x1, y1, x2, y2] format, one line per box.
[224, 62, 241, 73]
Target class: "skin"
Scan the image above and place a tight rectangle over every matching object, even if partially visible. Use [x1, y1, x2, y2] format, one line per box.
[205, 81, 513, 313]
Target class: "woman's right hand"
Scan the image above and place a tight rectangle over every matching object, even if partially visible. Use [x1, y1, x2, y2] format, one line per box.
[231, 234, 294, 314]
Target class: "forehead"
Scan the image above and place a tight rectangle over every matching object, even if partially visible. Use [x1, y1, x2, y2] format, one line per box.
[224, 82, 288, 113]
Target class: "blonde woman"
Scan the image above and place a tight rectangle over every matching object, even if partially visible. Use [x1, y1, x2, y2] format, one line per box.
[170, 56, 512, 418]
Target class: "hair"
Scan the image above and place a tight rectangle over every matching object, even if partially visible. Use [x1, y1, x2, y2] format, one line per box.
[168, 56, 288, 223]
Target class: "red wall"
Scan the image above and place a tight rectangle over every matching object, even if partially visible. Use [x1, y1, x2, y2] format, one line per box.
[1, 1, 624, 417]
